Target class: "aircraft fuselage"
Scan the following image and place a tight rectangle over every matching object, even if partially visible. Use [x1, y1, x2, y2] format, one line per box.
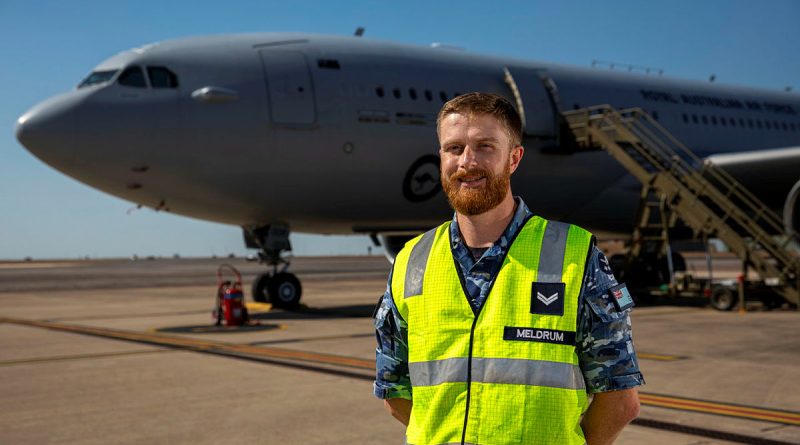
[15, 33, 800, 237]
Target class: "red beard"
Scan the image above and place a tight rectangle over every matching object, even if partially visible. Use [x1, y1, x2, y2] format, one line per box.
[441, 162, 510, 216]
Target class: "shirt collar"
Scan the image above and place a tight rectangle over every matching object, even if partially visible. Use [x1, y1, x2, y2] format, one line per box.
[449, 197, 532, 251]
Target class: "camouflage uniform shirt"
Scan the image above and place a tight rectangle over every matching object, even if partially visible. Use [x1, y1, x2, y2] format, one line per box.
[373, 197, 645, 399]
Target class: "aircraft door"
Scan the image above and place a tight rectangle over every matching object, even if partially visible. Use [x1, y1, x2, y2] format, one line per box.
[503, 67, 559, 139]
[259, 50, 316, 125]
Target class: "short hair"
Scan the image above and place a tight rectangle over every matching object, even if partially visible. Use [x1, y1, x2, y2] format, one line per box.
[436, 92, 523, 147]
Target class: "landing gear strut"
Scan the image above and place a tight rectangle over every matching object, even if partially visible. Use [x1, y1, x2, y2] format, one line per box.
[244, 224, 302, 309]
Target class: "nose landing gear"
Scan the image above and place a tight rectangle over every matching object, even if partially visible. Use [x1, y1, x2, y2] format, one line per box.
[245, 224, 303, 309]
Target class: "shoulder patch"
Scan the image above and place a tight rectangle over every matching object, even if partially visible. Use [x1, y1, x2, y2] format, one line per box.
[609, 283, 635, 311]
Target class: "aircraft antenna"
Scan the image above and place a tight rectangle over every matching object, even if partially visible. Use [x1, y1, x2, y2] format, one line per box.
[354, 27, 365, 37]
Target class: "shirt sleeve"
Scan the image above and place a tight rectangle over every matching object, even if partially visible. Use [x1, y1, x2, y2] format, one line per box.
[576, 247, 646, 393]
[373, 270, 412, 400]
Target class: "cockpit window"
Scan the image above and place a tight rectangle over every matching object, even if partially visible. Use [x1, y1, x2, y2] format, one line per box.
[118, 66, 147, 88]
[78, 70, 118, 88]
[147, 66, 179, 88]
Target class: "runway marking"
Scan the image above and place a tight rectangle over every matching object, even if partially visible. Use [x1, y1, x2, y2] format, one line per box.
[630, 418, 798, 445]
[245, 302, 273, 312]
[3, 316, 798, 428]
[47, 303, 271, 323]
[49, 310, 211, 322]
[0, 317, 373, 371]
[250, 332, 375, 346]
[639, 393, 800, 426]
[0, 349, 172, 366]
[0, 262, 80, 269]
[636, 352, 688, 361]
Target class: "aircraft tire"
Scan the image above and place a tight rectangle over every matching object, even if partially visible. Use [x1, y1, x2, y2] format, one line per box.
[251, 273, 271, 303]
[268, 272, 302, 309]
[710, 285, 736, 311]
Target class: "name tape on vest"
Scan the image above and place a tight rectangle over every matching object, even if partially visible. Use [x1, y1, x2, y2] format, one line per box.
[503, 326, 576, 346]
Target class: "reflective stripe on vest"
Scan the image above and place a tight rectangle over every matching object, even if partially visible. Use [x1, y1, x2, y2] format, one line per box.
[392, 216, 593, 445]
[409, 357, 585, 389]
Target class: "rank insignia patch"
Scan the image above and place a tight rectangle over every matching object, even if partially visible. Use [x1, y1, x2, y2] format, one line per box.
[530, 282, 565, 316]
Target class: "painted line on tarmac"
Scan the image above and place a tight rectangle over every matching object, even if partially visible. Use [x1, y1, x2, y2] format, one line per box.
[0, 349, 173, 366]
[249, 332, 375, 346]
[639, 393, 800, 426]
[47, 302, 271, 323]
[636, 352, 688, 361]
[0, 317, 373, 371]
[630, 418, 797, 445]
[3, 316, 797, 429]
[47, 310, 211, 322]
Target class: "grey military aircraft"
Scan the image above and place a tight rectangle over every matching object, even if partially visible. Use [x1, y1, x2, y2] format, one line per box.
[15, 32, 800, 308]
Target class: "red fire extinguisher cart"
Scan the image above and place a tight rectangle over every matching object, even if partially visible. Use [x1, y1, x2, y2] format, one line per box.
[213, 264, 249, 326]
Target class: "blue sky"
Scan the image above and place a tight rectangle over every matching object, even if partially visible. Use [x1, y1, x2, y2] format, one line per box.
[1, 0, 798, 259]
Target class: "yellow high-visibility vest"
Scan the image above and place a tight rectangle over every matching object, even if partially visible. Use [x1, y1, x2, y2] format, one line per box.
[392, 216, 593, 445]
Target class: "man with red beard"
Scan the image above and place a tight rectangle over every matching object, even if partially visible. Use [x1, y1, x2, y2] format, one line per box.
[373, 93, 643, 445]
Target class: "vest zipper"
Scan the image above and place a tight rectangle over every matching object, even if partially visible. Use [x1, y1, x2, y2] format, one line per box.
[450, 213, 534, 444]
[460, 315, 479, 445]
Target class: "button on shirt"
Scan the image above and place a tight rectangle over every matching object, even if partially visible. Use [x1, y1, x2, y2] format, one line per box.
[373, 198, 645, 399]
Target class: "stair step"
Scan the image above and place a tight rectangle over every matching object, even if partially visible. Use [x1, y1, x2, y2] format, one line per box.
[564, 105, 798, 305]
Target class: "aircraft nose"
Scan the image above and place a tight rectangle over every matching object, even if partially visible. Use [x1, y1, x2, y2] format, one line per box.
[15, 93, 80, 165]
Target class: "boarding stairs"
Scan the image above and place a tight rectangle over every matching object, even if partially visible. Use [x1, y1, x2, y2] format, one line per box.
[562, 105, 800, 306]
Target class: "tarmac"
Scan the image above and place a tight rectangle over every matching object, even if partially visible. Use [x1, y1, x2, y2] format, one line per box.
[0, 256, 798, 445]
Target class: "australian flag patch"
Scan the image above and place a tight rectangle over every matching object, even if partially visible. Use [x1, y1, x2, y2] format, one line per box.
[609, 283, 635, 311]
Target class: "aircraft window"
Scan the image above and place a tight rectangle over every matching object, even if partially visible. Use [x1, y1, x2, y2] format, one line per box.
[757, 120, 762, 129]
[376, 87, 384, 98]
[454, 91, 462, 97]
[711, 116, 717, 125]
[682, 113, 688, 123]
[791, 123, 797, 131]
[748, 119, 754, 128]
[393, 88, 401, 99]
[730, 118, 736, 127]
[692, 114, 698, 124]
[425, 90, 433, 101]
[78, 69, 119, 88]
[738, 118, 745, 127]
[702, 115, 708, 124]
[765, 121, 771, 129]
[652, 111, 659, 120]
[317, 59, 340, 70]
[720, 117, 727, 126]
[409, 89, 417, 100]
[147, 66, 178, 88]
[118, 66, 146, 88]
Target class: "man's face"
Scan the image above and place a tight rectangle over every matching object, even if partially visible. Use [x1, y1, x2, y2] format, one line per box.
[438, 113, 523, 215]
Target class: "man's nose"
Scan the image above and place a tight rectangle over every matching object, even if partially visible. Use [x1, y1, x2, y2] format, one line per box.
[458, 145, 478, 168]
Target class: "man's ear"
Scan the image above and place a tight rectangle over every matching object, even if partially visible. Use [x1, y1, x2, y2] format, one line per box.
[509, 145, 524, 174]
